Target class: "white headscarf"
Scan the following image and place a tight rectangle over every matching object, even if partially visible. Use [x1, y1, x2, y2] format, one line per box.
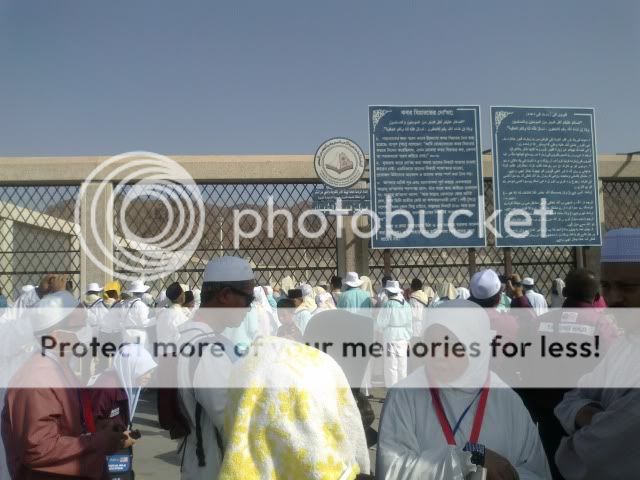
[315, 292, 336, 310]
[191, 288, 201, 310]
[155, 290, 171, 308]
[280, 276, 296, 294]
[456, 287, 471, 300]
[359, 276, 376, 298]
[437, 281, 457, 300]
[424, 299, 492, 389]
[253, 286, 271, 310]
[111, 344, 158, 420]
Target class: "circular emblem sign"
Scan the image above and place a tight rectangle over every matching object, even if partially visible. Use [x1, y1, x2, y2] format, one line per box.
[314, 138, 366, 189]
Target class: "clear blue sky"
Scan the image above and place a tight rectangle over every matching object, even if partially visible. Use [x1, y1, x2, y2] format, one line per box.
[0, 0, 638, 156]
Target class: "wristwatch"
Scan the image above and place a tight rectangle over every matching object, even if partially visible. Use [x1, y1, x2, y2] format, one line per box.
[464, 442, 486, 467]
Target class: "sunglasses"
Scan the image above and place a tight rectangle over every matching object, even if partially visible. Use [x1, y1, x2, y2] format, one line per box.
[224, 286, 255, 306]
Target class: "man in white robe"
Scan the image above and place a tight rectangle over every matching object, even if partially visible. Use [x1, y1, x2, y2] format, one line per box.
[554, 228, 640, 479]
[377, 299, 550, 480]
[177, 256, 256, 480]
[523, 277, 549, 316]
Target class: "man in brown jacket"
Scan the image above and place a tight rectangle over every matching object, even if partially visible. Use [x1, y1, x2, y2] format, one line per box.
[2, 291, 125, 479]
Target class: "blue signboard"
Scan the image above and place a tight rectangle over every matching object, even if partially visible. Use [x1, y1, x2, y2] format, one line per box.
[491, 107, 601, 247]
[369, 106, 485, 249]
[312, 186, 369, 213]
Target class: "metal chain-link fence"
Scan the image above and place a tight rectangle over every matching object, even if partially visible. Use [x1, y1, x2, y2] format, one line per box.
[602, 180, 640, 230]
[1, 179, 639, 304]
[114, 183, 338, 296]
[0, 186, 80, 300]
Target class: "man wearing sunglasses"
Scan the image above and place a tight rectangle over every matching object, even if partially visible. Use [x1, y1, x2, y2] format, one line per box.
[176, 255, 255, 480]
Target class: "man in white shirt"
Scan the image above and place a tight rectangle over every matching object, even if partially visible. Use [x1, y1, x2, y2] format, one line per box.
[177, 256, 256, 480]
[156, 282, 188, 344]
[523, 277, 548, 316]
[115, 280, 152, 347]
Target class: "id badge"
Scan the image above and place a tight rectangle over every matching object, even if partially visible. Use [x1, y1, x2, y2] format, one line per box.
[107, 454, 132, 473]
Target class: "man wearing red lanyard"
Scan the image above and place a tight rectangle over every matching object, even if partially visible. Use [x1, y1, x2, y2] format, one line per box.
[377, 299, 551, 480]
[2, 291, 126, 479]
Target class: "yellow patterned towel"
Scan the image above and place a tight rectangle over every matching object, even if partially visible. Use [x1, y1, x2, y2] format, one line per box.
[219, 336, 370, 480]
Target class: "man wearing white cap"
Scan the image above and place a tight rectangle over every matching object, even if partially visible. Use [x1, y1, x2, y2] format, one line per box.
[336, 272, 374, 313]
[113, 279, 152, 347]
[177, 255, 255, 480]
[555, 228, 640, 479]
[2, 291, 126, 478]
[377, 280, 412, 387]
[470, 269, 519, 346]
[523, 277, 549, 316]
[84, 282, 108, 339]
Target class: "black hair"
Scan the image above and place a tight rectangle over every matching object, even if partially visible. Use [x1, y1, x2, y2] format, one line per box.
[184, 290, 195, 305]
[200, 281, 252, 306]
[288, 289, 303, 299]
[469, 292, 501, 309]
[330, 276, 342, 290]
[410, 278, 423, 291]
[564, 268, 598, 303]
[166, 282, 184, 302]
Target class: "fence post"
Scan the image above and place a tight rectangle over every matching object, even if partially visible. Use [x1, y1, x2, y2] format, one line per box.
[0, 219, 14, 298]
[468, 248, 477, 279]
[80, 182, 113, 293]
[383, 249, 392, 276]
[503, 247, 513, 277]
[342, 216, 370, 275]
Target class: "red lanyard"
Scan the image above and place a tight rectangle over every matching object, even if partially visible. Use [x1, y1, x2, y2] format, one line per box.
[79, 390, 96, 434]
[429, 377, 490, 446]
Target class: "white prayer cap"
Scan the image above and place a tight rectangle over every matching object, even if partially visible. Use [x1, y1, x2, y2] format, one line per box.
[86, 282, 103, 293]
[344, 272, 363, 288]
[300, 283, 313, 298]
[125, 280, 150, 293]
[601, 228, 640, 263]
[522, 277, 535, 286]
[203, 256, 255, 283]
[470, 269, 501, 300]
[21, 285, 35, 293]
[384, 280, 403, 295]
[30, 291, 80, 332]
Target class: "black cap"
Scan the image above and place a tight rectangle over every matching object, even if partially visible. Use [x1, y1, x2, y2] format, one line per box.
[288, 289, 303, 299]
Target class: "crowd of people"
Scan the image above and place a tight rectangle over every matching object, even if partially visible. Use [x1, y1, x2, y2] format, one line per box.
[0, 227, 638, 479]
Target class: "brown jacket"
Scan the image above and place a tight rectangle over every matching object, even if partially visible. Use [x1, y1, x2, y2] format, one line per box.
[1, 353, 112, 479]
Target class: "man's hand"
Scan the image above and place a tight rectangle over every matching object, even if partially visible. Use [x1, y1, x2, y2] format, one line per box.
[48, 274, 68, 293]
[120, 431, 137, 449]
[485, 448, 519, 480]
[575, 403, 602, 429]
[102, 430, 127, 454]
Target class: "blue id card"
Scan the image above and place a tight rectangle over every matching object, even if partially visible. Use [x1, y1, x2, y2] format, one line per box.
[107, 454, 132, 473]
